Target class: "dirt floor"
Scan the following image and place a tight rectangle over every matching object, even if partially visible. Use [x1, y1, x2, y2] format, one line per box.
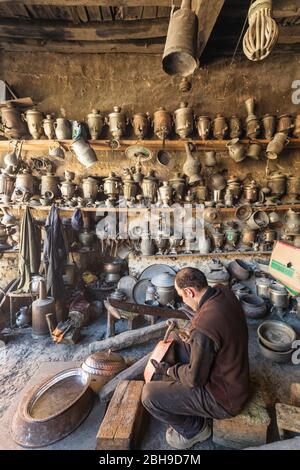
[1, 307, 300, 449]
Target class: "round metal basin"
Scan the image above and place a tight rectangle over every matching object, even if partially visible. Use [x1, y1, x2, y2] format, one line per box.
[10, 368, 94, 448]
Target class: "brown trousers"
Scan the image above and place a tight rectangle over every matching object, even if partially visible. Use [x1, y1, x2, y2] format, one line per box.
[142, 337, 230, 439]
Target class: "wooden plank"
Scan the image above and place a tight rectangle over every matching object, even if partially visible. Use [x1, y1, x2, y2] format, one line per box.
[116, 6, 143, 21]
[157, 6, 171, 18]
[86, 6, 102, 22]
[3, 3, 30, 18]
[0, 18, 169, 41]
[89, 320, 168, 354]
[96, 380, 145, 450]
[290, 383, 300, 407]
[0, 1, 181, 6]
[142, 6, 157, 19]
[100, 6, 113, 21]
[0, 38, 164, 54]
[193, 0, 226, 58]
[76, 5, 89, 23]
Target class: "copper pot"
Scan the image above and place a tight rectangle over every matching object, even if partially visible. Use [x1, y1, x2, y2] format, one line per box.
[243, 181, 258, 203]
[262, 114, 276, 140]
[41, 173, 59, 197]
[23, 108, 44, 140]
[131, 112, 151, 140]
[293, 115, 300, 138]
[267, 171, 287, 198]
[197, 116, 211, 140]
[82, 351, 126, 392]
[141, 170, 158, 203]
[106, 106, 127, 140]
[86, 109, 104, 140]
[212, 113, 228, 140]
[174, 102, 194, 139]
[229, 116, 243, 139]
[82, 177, 98, 201]
[169, 172, 186, 202]
[42, 114, 55, 140]
[242, 227, 257, 246]
[277, 114, 294, 136]
[287, 175, 300, 201]
[1, 103, 28, 139]
[15, 169, 34, 195]
[153, 107, 172, 140]
[246, 116, 260, 139]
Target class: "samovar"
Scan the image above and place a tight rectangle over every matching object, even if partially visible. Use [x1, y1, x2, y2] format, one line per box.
[141, 170, 158, 205]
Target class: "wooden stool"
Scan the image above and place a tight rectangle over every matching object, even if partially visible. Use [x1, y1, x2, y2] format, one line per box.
[8, 291, 37, 328]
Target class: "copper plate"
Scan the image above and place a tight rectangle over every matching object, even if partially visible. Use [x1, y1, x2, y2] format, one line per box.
[10, 368, 94, 448]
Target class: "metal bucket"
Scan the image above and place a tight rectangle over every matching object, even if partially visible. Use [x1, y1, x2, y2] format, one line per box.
[162, 0, 198, 77]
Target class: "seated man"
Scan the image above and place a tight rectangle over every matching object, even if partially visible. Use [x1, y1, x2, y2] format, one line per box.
[142, 267, 250, 450]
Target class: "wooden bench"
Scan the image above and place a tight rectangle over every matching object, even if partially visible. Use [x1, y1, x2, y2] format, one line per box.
[96, 380, 145, 450]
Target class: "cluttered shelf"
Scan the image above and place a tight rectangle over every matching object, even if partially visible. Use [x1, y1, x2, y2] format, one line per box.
[1, 138, 300, 152]
[0, 203, 300, 213]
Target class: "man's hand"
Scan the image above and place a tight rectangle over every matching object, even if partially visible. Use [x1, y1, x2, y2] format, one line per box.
[150, 359, 170, 376]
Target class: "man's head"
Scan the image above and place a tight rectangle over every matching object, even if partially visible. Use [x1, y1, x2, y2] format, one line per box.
[175, 267, 208, 311]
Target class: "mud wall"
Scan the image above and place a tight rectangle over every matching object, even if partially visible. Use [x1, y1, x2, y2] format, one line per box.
[0, 50, 299, 287]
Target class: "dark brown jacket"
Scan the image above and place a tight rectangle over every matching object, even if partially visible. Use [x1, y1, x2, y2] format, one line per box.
[190, 284, 250, 415]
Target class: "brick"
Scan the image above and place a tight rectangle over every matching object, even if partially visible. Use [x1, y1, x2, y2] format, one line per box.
[213, 390, 271, 449]
[276, 403, 300, 439]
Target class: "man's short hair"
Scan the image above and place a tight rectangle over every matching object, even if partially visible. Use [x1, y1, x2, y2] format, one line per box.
[175, 267, 208, 292]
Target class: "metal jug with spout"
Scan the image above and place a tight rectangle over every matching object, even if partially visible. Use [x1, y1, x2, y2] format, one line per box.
[32, 280, 56, 339]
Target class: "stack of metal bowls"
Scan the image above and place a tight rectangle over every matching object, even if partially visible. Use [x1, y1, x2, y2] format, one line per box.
[257, 320, 297, 363]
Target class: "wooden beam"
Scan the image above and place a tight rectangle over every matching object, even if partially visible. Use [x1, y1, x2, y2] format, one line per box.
[0, 17, 169, 41]
[0, 38, 164, 53]
[0, 0, 180, 5]
[192, 0, 226, 57]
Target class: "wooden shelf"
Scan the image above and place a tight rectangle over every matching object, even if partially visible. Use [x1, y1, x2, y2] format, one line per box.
[0, 138, 300, 152]
[1, 203, 300, 213]
[133, 251, 272, 258]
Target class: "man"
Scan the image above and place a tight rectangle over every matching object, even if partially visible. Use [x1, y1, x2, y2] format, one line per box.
[142, 267, 250, 450]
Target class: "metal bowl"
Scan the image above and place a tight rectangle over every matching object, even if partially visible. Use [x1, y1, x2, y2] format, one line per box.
[257, 339, 293, 364]
[228, 259, 252, 281]
[240, 294, 267, 319]
[257, 320, 297, 352]
[10, 368, 94, 448]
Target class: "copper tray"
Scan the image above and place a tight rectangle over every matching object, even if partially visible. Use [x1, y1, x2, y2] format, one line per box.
[10, 368, 94, 448]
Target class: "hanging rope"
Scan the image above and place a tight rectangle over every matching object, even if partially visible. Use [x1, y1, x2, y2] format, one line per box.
[243, 0, 279, 61]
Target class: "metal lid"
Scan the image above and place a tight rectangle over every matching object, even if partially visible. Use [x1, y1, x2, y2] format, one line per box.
[152, 272, 175, 288]
[82, 351, 126, 376]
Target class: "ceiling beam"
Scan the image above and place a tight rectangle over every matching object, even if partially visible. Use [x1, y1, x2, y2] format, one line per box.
[0, 0, 180, 5]
[192, 0, 226, 57]
[0, 38, 164, 53]
[0, 17, 169, 41]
